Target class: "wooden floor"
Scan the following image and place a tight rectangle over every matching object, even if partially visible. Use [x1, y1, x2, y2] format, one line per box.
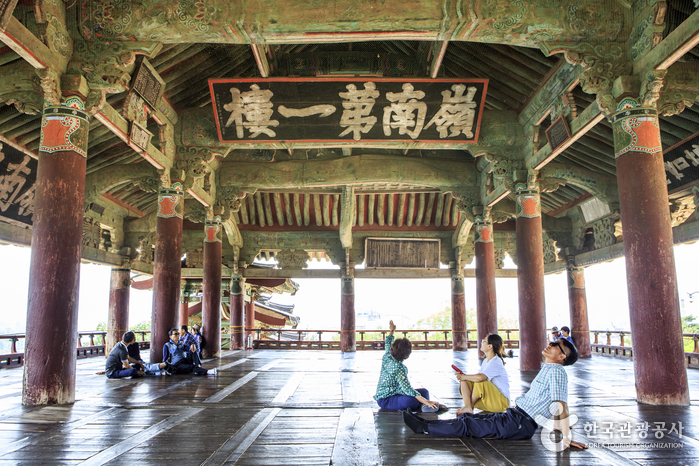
[0, 349, 697, 466]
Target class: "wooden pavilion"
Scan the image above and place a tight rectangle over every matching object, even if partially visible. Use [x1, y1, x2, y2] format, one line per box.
[0, 0, 697, 419]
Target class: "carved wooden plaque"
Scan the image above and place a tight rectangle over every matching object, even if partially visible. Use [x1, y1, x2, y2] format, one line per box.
[545, 115, 572, 151]
[365, 238, 440, 268]
[0, 0, 19, 31]
[0, 142, 37, 226]
[209, 78, 488, 145]
[129, 120, 153, 151]
[130, 56, 165, 109]
[664, 131, 699, 194]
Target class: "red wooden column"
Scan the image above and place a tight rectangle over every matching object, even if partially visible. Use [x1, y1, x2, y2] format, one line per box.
[612, 98, 689, 405]
[475, 215, 497, 357]
[340, 265, 356, 352]
[229, 272, 245, 350]
[451, 270, 468, 351]
[202, 216, 222, 358]
[245, 299, 255, 341]
[23, 94, 89, 405]
[150, 182, 184, 363]
[515, 178, 547, 371]
[566, 257, 591, 358]
[107, 262, 131, 355]
[179, 295, 189, 328]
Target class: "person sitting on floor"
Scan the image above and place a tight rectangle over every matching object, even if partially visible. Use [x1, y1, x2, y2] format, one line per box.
[190, 324, 203, 361]
[374, 320, 443, 413]
[455, 334, 510, 415]
[163, 328, 210, 375]
[127, 337, 169, 376]
[550, 326, 562, 342]
[105, 331, 144, 379]
[402, 338, 588, 452]
[179, 324, 202, 366]
[560, 326, 574, 344]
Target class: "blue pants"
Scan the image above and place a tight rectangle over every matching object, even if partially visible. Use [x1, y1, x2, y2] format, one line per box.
[377, 388, 430, 410]
[108, 368, 140, 379]
[428, 407, 538, 440]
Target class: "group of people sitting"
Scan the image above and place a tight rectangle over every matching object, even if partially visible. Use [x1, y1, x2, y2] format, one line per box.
[375, 320, 587, 451]
[550, 325, 574, 343]
[105, 324, 212, 378]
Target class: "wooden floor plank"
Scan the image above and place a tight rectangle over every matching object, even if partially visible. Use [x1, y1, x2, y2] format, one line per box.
[0, 349, 697, 465]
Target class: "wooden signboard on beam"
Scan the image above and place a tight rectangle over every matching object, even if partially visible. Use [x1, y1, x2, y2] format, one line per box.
[209, 78, 488, 145]
[365, 237, 440, 269]
[545, 115, 572, 152]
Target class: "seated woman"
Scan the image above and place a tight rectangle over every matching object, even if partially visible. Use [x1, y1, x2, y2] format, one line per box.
[191, 324, 204, 361]
[374, 320, 442, 412]
[455, 334, 510, 415]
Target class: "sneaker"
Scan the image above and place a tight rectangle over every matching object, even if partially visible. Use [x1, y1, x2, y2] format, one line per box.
[421, 403, 439, 413]
[164, 370, 172, 376]
[208, 368, 217, 376]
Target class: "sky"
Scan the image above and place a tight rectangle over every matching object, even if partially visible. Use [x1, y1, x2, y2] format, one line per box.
[1, 240, 698, 335]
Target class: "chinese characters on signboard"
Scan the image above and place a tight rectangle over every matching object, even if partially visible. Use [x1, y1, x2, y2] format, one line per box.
[664, 133, 699, 194]
[209, 78, 487, 144]
[0, 143, 37, 226]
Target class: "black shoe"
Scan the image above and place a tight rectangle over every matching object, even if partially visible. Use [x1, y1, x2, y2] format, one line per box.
[402, 409, 429, 434]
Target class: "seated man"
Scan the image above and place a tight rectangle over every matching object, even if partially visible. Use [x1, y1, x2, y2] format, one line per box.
[179, 324, 202, 366]
[163, 328, 210, 375]
[105, 331, 144, 379]
[127, 337, 169, 376]
[550, 326, 562, 342]
[560, 326, 574, 343]
[403, 338, 588, 452]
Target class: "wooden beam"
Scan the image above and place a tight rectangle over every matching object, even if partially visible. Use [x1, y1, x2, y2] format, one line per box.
[293, 193, 302, 226]
[241, 267, 518, 279]
[339, 186, 355, 249]
[434, 193, 444, 227]
[254, 192, 265, 227]
[377, 194, 385, 226]
[313, 194, 322, 226]
[95, 103, 173, 170]
[415, 193, 425, 226]
[635, 7, 699, 73]
[430, 41, 449, 78]
[283, 193, 293, 225]
[406, 193, 415, 227]
[0, 17, 65, 71]
[247, 194, 256, 225]
[545, 192, 592, 217]
[367, 194, 375, 225]
[484, 184, 510, 208]
[424, 193, 436, 226]
[322, 194, 331, 226]
[387, 193, 394, 226]
[239, 197, 249, 224]
[187, 184, 214, 208]
[332, 194, 340, 226]
[273, 193, 285, 226]
[526, 100, 605, 170]
[251, 44, 270, 77]
[396, 193, 406, 227]
[263, 192, 274, 226]
[101, 193, 146, 217]
[357, 194, 365, 227]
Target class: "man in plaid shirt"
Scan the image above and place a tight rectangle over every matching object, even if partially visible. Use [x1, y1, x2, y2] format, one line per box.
[403, 338, 588, 451]
[178, 325, 202, 366]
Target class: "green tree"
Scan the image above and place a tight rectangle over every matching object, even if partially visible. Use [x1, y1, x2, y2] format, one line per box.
[130, 320, 152, 341]
[682, 315, 699, 353]
[415, 306, 476, 341]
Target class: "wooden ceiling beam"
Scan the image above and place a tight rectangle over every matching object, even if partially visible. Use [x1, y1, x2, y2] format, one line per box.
[396, 193, 406, 227]
[430, 41, 449, 78]
[357, 194, 365, 227]
[377, 194, 385, 226]
[424, 193, 436, 226]
[293, 193, 303, 226]
[263, 192, 274, 226]
[0, 17, 65, 71]
[406, 193, 415, 227]
[332, 194, 340, 226]
[239, 198, 250, 224]
[273, 193, 285, 226]
[313, 194, 322, 226]
[434, 193, 444, 227]
[283, 193, 293, 225]
[387, 193, 394, 226]
[251, 43, 270, 77]
[254, 192, 265, 227]
[367, 194, 375, 225]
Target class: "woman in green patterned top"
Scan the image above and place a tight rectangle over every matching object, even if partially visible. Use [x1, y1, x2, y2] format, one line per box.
[374, 320, 442, 412]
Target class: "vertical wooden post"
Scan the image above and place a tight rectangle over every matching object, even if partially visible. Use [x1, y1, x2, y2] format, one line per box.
[613, 97, 689, 405]
[202, 217, 222, 358]
[150, 182, 184, 363]
[451, 269, 468, 351]
[230, 272, 245, 349]
[515, 175, 547, 371]
[245, 299, 255, 345]
[340, 264, 356, 352]
[23, 92, 89, 406]
[475, 214, 497, 357]
[566, 257, 592, 358]
[107, 261, 131, 356]
[179, 296, 189, 328]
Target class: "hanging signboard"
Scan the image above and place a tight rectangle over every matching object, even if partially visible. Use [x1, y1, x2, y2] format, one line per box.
[365, 237, 440, 268]
[0, 142, 37, 226]
[545, 115, 572, 151]
[209, 78, 488, 145]
[664, 131, 699, 195]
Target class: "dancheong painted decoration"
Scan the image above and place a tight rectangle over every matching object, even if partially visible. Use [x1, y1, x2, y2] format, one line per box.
[209, 78, 487, 144]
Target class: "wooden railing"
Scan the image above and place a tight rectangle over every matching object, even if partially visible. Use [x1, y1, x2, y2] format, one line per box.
[249, 328, 521, 351]
[590, 330, 699, 368]
[0, 331, 151, 369]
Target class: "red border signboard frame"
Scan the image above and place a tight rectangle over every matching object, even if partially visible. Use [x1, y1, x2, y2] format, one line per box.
[208, 77, 488, 145]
